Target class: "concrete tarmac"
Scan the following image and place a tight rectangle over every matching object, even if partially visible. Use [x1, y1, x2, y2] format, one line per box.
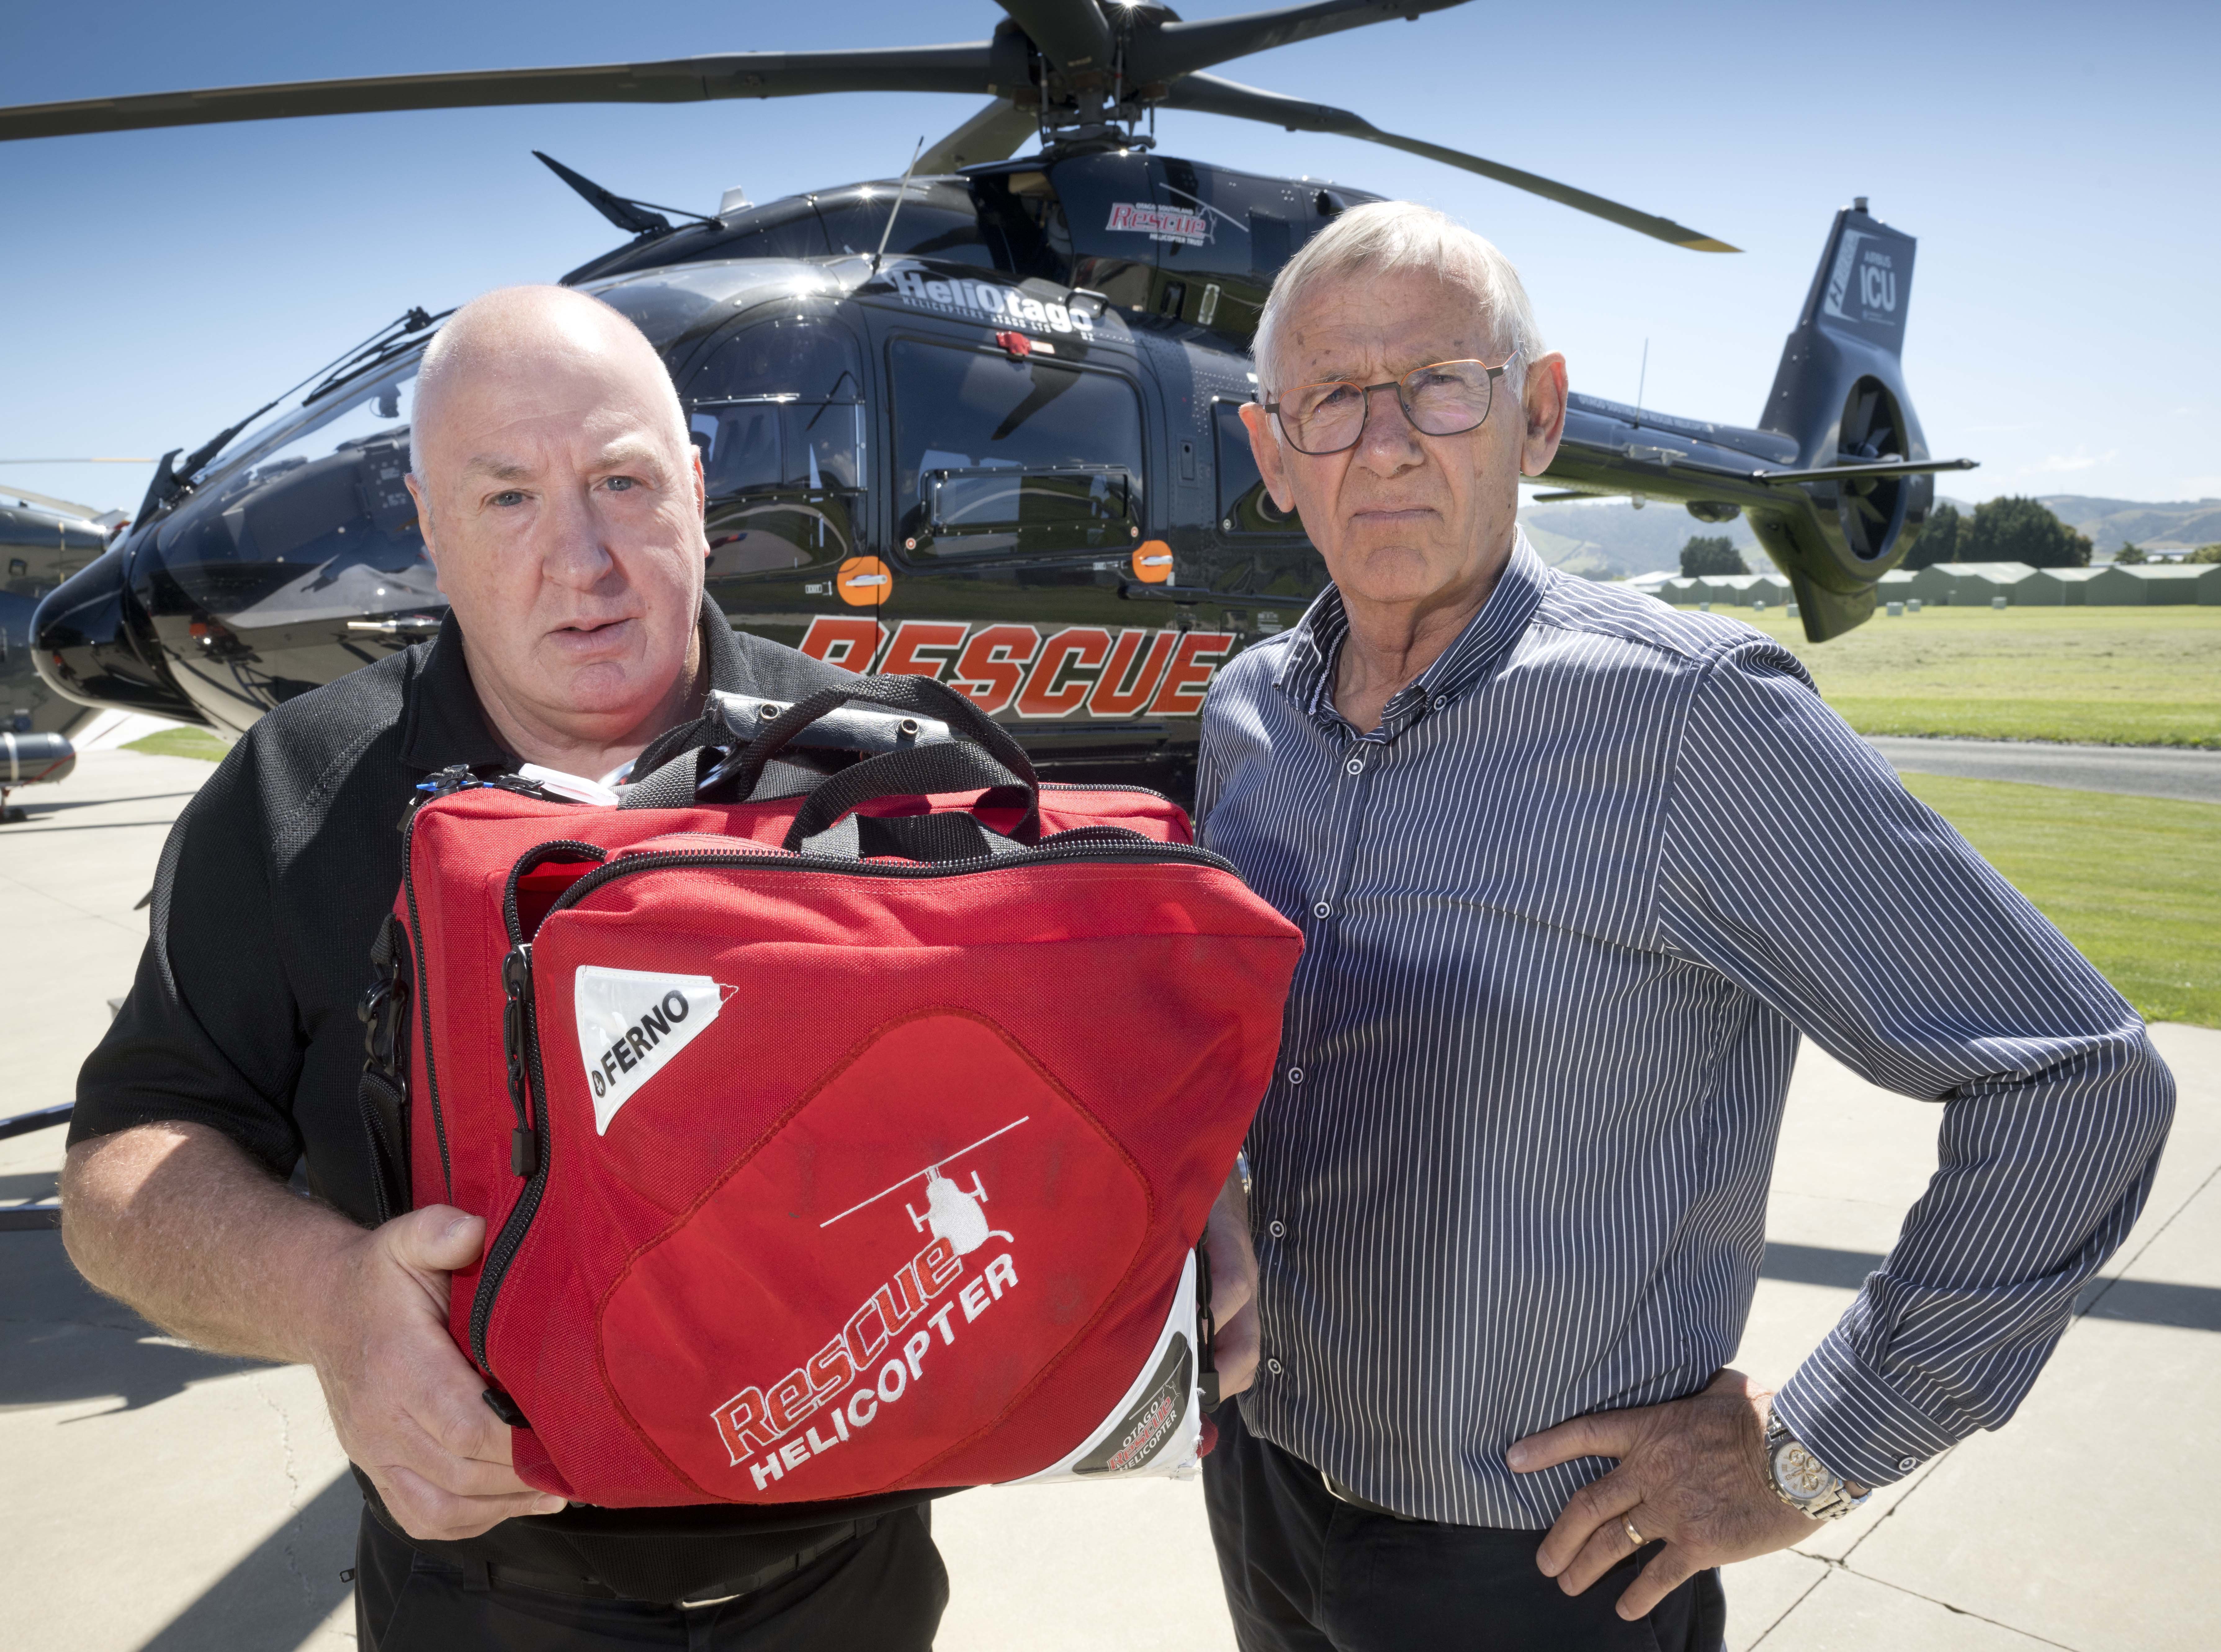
[1866, 735, 2221, 804]
[3, 749, 2215, 1651]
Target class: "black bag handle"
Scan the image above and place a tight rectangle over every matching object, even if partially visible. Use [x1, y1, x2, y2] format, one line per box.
[784, 741, 1039, 851]
[720, 676, 1037, 808]
[617, 744, 727, 811]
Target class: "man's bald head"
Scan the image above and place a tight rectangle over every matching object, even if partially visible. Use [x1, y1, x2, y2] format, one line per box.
[401, 283, 711, 776]
[410, 286, 684, 507]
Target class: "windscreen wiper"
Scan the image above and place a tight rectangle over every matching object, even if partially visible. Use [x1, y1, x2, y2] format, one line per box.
[140, 307, 447, 521]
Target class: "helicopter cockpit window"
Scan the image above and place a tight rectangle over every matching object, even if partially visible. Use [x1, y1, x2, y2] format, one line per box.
[891, 339, 1143, 558]
[150, 359, 440, 630]
[813, 184, 1001, 269]
[683, 310, 867, 574]
[1214, 399, 1300, 535]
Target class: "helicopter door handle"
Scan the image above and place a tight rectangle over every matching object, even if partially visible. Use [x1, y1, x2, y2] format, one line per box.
[1119, 579, 1219, 604]
[347, 614, 445, 637]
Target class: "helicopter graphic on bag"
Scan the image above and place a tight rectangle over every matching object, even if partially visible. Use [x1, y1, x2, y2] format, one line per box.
[357, 675, 1302, 1508]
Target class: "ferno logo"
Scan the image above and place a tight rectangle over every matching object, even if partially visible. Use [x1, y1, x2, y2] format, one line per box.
[799, 617, 1239, 720]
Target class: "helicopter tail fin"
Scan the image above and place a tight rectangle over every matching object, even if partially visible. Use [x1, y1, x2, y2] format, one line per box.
[1758, 200, 1918, 444]
[1743, 202, 1942, 639]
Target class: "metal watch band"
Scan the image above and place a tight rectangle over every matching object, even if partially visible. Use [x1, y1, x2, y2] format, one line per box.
[1764, 1419, 1870, 1522]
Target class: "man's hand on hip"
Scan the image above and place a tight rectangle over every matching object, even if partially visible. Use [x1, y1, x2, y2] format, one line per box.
[1203, 1165, 1260, 1396]
[310, 1205, 567, 1542]
[1507, 1369, 1817, 1619]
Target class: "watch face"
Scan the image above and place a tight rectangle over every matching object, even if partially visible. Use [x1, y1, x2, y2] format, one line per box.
[1772, 1441, 1836, 1502]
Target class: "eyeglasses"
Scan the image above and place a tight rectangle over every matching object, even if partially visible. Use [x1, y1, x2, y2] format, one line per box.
[1262, 350, 1521, 456]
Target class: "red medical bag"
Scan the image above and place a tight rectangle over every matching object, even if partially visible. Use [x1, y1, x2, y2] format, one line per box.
[357, 677, 1302, 1509]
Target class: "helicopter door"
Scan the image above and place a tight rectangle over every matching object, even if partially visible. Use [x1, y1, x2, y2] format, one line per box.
[680, 305, 870, 655]
[876, 334, 1169, 748]
[1209, 400, 1315, 638]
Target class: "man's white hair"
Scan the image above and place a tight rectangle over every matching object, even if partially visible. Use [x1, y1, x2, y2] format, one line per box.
[1251, 201, 1544, 395]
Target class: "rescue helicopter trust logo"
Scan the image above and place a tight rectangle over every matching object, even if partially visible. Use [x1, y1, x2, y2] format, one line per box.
[572, 966, 736, 1134]
[1104, 202, 1210, 246]
[710, 1117, 1028, 1489]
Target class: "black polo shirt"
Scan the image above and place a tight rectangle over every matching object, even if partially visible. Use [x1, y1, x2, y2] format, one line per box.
[73, 600, 935, 1601]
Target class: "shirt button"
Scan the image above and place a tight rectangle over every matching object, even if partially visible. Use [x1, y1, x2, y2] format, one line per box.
[1266, 1358, 1284, 1376]
[1898, 1456, 1919, 1472]
[1286, 1066, 1304, 1085]
[1267, 1220, 1286, 1239]
[1312, 901, 1332, 919]
[1344, 758, 1363, 775]
[1432, 696, 1448, 711]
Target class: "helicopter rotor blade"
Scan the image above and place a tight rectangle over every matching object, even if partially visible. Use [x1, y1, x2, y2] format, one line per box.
[0, 483, 113, 524]
[1128, 0, 1471, 84]
[1161, 73, 1739, 252]
[0, 45, 996, 142]
[917, 101, 1041, 173]
[992, 0, 1116, 77]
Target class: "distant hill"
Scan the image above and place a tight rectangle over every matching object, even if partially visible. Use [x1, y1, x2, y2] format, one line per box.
[1517, 496, 1763, 579]
[2037, 496, 2221, 554]
[1518, 492, 2221, 579]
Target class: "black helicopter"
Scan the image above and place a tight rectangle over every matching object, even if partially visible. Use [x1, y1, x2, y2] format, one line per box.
[9, 0, 1971, 800]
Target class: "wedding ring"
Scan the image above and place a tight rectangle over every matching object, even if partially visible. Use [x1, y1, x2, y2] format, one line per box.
[1623, 1516, 1645, 1547]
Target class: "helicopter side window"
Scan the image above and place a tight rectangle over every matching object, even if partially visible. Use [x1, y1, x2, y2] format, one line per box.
[683, 312, 868, 575]
[1214, 400, 1300, 535]
[890, 339, 1144, 559]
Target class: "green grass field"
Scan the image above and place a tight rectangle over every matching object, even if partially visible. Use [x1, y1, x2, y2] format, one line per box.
[122, 727, 230, 762]
[103, 620, 2216, 1025]
[1901, 774, 2221, 1027]
[1679, 605, 2221, 748]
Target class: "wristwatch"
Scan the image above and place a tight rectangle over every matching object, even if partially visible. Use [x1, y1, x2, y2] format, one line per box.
[1763, 1418, 1871, 1521]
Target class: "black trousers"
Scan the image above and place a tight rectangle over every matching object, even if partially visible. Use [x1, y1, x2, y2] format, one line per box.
[354, 1505, 947, 1651]
[1204, 1400, 1726, 1652]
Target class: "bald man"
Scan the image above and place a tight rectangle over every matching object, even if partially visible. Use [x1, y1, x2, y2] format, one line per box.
[62, 288, 949, 1649]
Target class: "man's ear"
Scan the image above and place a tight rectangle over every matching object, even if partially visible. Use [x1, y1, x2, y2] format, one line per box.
[689, 444, 707, 521]
[1519, 353, 1570, 479]
[405, 474, 447, 593]
[1239, 401, 1298, 514]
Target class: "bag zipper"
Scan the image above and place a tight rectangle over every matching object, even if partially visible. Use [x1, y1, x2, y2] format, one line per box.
[398, 765, 572, 1206]
[465, 828, 1238, 1373]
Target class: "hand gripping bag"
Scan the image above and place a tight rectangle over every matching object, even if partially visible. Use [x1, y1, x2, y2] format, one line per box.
[356, 676, 1302, 1508]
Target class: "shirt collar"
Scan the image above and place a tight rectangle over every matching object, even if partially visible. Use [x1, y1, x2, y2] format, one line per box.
[1277, 527, 1553, 734]
[399, 593, 746, 775]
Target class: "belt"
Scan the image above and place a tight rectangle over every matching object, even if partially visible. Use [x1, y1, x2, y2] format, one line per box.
[1318, 1470, 1416, 1521]
[477, 1516, 877, 1607]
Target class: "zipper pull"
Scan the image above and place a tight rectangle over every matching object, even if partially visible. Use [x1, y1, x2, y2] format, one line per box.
[501, 945, 539, 1178]
[399, 764, 483, 830]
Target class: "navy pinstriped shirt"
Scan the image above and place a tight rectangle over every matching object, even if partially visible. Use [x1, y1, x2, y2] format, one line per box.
[1195, 532, 2174, 1527]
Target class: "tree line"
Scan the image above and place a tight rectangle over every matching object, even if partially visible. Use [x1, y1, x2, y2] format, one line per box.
[1674, 501, 2209, 580]
[1902, 497, 2094, 569]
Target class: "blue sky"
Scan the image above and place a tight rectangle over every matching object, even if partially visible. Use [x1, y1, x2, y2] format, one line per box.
[2, 0, 2215, 519]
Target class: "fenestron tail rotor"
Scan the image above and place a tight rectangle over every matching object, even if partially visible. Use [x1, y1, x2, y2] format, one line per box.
[0, 0, 1736, 252]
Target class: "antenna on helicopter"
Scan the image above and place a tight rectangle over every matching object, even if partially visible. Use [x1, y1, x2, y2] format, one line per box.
[871, 137, 929, 274]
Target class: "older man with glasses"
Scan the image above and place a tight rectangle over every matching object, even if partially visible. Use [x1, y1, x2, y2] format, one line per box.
[1194, 202, 2172, 1651]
